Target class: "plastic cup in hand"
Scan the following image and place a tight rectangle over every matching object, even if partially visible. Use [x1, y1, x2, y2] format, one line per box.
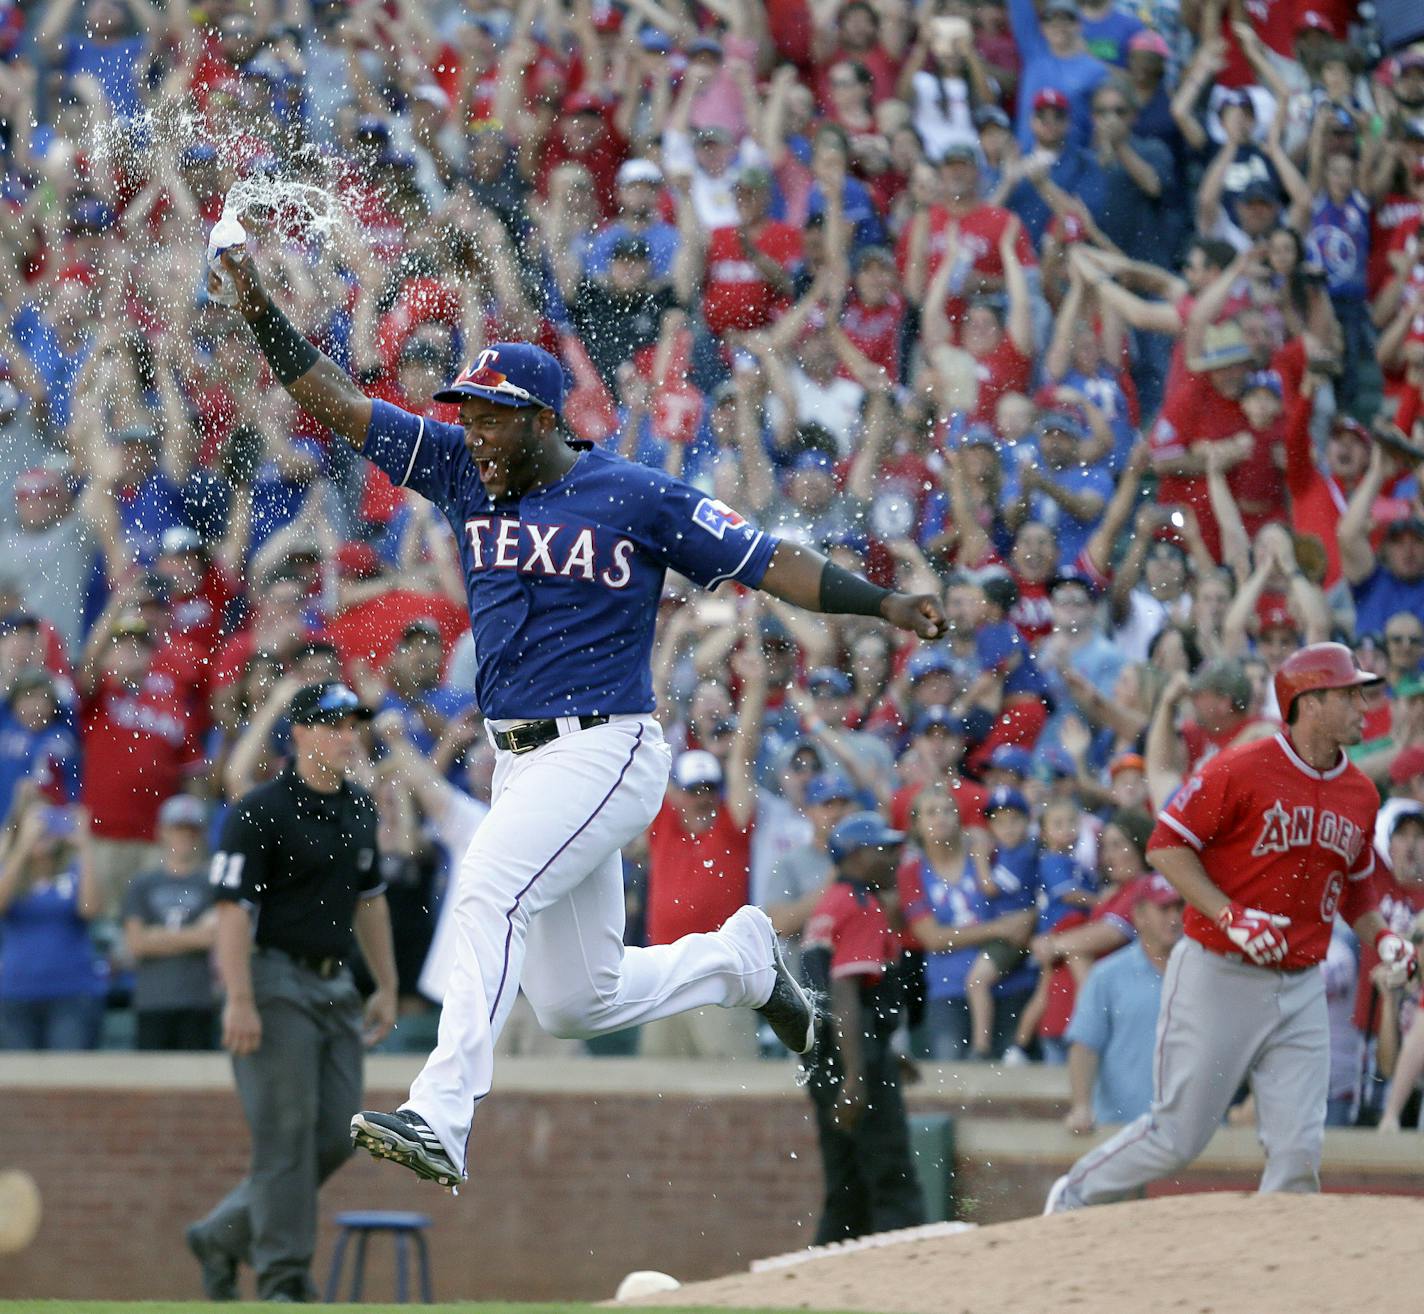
[206, 213, 247, 306]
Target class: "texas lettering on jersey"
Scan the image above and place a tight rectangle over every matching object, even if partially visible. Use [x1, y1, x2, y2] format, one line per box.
[462, 517, 635, 588]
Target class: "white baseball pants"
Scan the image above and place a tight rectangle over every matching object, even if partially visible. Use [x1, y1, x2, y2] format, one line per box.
[403, 715, 776, 1176]
[1050, 936, 1328, 1209]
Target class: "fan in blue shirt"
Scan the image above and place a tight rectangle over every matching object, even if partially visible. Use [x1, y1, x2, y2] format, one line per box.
[965, 788, 1042, 1059]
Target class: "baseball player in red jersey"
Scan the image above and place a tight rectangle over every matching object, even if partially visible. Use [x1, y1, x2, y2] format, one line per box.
[1046, 644, 1419, 1212]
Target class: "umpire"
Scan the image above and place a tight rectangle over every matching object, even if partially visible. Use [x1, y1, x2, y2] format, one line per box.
[187, 681, 398, 1303]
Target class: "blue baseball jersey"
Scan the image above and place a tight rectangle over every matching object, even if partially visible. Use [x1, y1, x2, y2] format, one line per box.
[362, 400, 778, 719]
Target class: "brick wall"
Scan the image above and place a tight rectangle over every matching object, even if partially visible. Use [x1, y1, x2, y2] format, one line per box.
[2, 1057, 1421, 1303]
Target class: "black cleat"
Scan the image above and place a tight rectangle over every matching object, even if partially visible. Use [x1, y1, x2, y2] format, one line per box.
[757, 930, 818, 1055]
[351, 1109, 462, 1189]
[185, 1223, 238, 1302]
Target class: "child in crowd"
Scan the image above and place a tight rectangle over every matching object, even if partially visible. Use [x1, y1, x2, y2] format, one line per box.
[964, 786, 1039, 1060]
[1003, 797, 1098, 1065]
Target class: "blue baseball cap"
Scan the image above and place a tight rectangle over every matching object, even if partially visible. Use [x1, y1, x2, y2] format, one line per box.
[1049, 565, 1102, 600]
[807, 667, 853, 697]
[912, 705, 970, 737]
[828, 811, 906, 865]
[907, 647, 956, 683]
[1036, 409, 1088, 440]
[792, 449, 837, 475]
[984, 786, 1030, 816]
[988, 744, 1032, 776]
[434, 343, 567, 416]
[1243, 369, 1283, 399]
[805, 772, 858, 806]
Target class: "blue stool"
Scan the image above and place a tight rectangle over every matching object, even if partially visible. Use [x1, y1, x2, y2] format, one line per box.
[325, 1210, 432, 1303]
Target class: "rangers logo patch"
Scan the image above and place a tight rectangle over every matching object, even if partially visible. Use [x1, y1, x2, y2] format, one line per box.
[692, 497, 747, 540]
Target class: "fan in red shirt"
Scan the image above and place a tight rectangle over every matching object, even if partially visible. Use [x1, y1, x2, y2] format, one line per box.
[693, 167, 802, 340]
[921, 217, 1034, 425]
[840, 248, 907, 379]
[641, 748, 759, 1057]
[897, 144, 1034, 339]
[1147, 321, 1258, 561]
[153, 526, 237, 652]
[1283, 402, 1382, 588]
[535, 94, 628, 219]
[811, 1, 902, 109]
[78, 609, 200, 915]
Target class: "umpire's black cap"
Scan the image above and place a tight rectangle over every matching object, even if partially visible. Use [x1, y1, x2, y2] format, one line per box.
[288, 681, 372, 726]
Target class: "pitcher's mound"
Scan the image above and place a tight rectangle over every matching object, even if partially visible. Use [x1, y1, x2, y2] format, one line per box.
[626, 1192, 1424, 1313]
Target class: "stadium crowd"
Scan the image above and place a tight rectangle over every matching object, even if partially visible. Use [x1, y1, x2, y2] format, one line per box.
[2, 0, 1424, 1131]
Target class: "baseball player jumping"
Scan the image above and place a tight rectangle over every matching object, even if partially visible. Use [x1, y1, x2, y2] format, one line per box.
[212, 248, 945, 1189]
[1046, 643, 1419, 1212]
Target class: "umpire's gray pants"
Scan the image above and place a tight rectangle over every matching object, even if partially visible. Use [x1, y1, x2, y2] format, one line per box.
[193, 950, 363, 1299]
[1052, 937, 1328, 1210]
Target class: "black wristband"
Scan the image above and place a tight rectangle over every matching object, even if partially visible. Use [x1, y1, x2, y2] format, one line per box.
[818, 560, 891, 617]
[248, 299, 319, 386]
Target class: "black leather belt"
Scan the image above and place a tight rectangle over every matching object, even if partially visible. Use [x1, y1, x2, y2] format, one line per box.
[492, 714, 610, 754]
[260, 945, 346, 979]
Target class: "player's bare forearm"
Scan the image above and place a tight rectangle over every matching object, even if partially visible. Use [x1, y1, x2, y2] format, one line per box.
[214, 903, 256, 1004]
[355, 893, 400, 996]
[219, 248, 373, 449]
[1146, 845, 1230, 922]
[1067, 1042, 1099, 1113]
[759, 541, 945, 638]
[1350, 908, 1386, 945]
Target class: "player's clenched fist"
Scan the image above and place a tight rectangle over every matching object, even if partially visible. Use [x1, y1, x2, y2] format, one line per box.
[1374, 929, 1419, 990]
[881, 592, 947, 640]
[1216, 903, 1291, 966]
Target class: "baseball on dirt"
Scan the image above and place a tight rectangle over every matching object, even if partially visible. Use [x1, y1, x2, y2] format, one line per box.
[615, 1269, 682, 1300]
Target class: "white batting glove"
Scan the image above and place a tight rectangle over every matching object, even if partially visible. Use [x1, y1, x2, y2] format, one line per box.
[1217, 903, 1291, 966]
[1375, 930, 1420, 991]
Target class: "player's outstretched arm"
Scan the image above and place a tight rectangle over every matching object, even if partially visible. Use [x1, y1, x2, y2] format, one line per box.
[215, 248, 373, 451]
[758, 541, 946, 639]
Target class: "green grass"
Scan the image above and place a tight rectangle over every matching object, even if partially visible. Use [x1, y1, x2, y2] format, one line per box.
[0, 1305, 846, 1314]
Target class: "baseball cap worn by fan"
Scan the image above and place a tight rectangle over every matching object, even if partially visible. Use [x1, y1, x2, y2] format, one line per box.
[805, 772, 858, 806]
[1128, 28, 1170, 57]
[985, 786, 1030, 816]
[288, 681, 372, 726]
[827, 812, 905, 865]
[673, 749, 723, 791]
[1190, 658, 1253, 710]
[1389, 744, 1424, 788]
[1033, 87, 1070, 113]
[1192, 321, 1254, 372]
[617, 158, 663, 187]
[989, 744, 1033, 777]
[913, 705, 970, 737]
[1134, 873, 1184, 908]
[158, 795, 207, 829]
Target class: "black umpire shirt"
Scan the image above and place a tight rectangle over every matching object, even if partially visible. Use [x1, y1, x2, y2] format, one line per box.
[211, 763, 383, 960]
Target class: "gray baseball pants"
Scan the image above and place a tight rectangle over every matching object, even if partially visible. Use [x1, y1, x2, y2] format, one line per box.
[191, 949, 363, 1299]
[1050, 937, 1328, 1210]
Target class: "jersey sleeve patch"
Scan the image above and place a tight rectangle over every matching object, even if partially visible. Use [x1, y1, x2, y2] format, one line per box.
[691, 497, 748, 540]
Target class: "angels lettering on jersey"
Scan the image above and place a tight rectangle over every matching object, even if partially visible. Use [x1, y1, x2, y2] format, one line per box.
[1251, 802, 1367, 865]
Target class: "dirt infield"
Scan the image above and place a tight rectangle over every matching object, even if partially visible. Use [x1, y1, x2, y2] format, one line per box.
[626, 1192, 1424, 1314]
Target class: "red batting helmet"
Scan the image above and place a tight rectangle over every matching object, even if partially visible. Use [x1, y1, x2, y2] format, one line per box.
[1273, 642, 1383, 717]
